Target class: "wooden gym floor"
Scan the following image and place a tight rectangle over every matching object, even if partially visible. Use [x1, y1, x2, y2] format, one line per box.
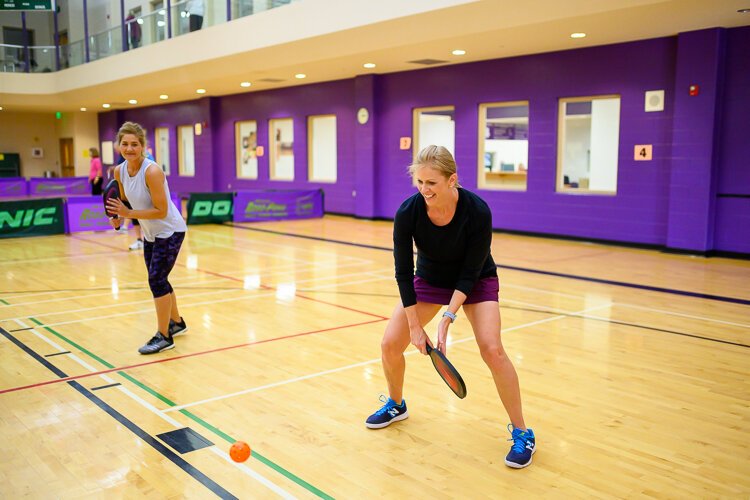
[0, 215, 748, 498]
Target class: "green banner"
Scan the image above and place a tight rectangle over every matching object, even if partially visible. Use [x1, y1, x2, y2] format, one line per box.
[0, 1, 55, 10]
[0, 197, 65, 238]
[186, 192, 234, 225]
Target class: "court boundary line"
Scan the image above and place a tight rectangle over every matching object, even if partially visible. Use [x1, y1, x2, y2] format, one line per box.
[0, 325, 240, 500]
[224, 223, 750, 306]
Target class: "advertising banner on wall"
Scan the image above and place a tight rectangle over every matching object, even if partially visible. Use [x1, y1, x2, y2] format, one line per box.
[0, 178, 29, 198]
[0, 198, 65, 238]
[233, 189, 324, 223]
[67, 194, 182, 233]
[186, 192, 234, 225]
[29, 177, 89, 196]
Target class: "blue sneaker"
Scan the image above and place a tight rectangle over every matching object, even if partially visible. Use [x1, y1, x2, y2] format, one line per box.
[505, 424, 536, 468]
[365, 395, 408, 429]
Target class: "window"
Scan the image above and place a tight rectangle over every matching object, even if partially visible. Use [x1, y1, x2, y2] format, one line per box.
[557, 96, 621, 193]
[308, 115, 337, 182]
[177, 125, 195, 177]
[235, 120, 258, 179]
[269, 118, 294, 181]
[478, 102, 529, 190]
[413, 106, 455, 159]
[155, 127, 170, 175]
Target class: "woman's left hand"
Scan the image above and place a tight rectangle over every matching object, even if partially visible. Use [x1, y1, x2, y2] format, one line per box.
[106, 198, 130, 218]
[436, 316, 451, 355]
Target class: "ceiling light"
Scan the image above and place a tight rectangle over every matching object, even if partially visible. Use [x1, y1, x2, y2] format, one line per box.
[159, 94, 169, 100]
[196, 88, 206, 94]
[570, 32, 586, 39]
[363, 63, 376, 69]
[128, 99, 137, 104]
[452, 49, 466, 55]
[295, 73, 306, 79]
[102, 103, 111, 108]
[80, 107, 87, 111]
[0, 106, 3, 111]
[240, 81, 251, 87]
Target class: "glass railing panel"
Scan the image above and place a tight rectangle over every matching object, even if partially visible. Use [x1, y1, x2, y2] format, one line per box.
[231, 0, 295, 22]
[28, 46, 56, 73]
[0, 44, 24, 73]
[60, 39, 85, 69]
[88, 25, 124, 62]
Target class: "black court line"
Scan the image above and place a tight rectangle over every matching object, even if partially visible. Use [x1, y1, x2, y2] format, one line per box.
[0, 326, 237, 500]
[91, 382, 122, 391]
[295, 288, 749, 348]
[226, 223, 750, 306]
[45, 351, 70, 357]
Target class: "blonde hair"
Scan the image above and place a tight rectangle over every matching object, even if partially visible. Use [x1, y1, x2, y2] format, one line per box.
[116, 121, 147, 157]
[408, 145, 460, 187]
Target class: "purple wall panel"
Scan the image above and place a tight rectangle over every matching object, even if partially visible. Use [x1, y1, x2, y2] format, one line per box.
[714, 198, 750, 254]
[375, 38, 677, 245]
[213, 80, 356, 214]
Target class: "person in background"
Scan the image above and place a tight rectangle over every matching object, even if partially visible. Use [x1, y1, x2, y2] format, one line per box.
[106, 121, 188, 354]
[126, 10, 142, 49]
[89, 147, 103, 195]
[187, 0, 204, 32]
[365, 145, 536, 469]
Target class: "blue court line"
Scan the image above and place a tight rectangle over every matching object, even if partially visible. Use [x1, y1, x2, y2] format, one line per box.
[225, 223, 750, 306]
[0, 326, 238, 500]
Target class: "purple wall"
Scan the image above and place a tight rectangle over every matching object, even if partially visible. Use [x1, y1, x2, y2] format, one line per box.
[99, 26, 750, 254]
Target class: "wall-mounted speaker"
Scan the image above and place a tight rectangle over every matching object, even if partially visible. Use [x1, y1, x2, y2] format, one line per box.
[645, 90, 665, 112]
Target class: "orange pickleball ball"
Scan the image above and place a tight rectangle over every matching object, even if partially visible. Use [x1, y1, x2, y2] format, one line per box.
[229, 441, 251, 463]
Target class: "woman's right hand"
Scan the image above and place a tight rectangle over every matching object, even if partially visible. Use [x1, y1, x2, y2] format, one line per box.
[409, 325, 431, 355]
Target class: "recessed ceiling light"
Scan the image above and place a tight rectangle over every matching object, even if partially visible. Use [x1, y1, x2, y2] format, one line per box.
[295, 73, 306, 79]
[102, 103, 111, 108]
[80, 107, 87, 111]
[196, 88, 206, 94]
[240, 81, 251, 87]
[363, 63, 376, 69]
[128, 99, 137, 104]
[452, 49, 466, 55]
[0, 106, 3, 111]
[159, 94, 169, 100]
[570, 32, 586, 39]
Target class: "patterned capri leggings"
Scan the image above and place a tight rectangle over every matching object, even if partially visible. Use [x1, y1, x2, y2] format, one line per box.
[143, 232, 185, 298]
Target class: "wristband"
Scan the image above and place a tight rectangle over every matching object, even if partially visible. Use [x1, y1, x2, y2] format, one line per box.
[442, 311, 457, 323]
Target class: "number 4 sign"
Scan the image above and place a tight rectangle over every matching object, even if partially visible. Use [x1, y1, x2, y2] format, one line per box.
[634, 145, 653, 161]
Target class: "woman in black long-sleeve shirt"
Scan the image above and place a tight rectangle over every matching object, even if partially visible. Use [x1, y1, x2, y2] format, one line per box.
[365, 145, 536, 469]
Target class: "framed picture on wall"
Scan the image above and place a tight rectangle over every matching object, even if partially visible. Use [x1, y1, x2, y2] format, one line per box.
[235, 120, 258, 179]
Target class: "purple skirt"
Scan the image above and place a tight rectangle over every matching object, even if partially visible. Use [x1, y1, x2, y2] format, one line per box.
[414, 276, 499, 305]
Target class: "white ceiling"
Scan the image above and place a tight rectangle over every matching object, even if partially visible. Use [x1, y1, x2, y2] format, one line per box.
[1, 0, 749, 113]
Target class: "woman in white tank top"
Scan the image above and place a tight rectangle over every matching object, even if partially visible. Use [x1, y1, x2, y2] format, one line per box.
[106, 121, 189, 355]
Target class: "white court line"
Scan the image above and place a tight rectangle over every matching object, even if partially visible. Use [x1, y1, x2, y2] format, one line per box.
[12, 319, 295, 499]
[501, 284, 750, 329]
[163, 303, 611, 413]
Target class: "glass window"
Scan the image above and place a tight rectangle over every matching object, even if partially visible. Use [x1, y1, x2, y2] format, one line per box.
[478, 102, 529, 191]
[269, 118, 294, 181]
[557, 96, 621, 193]
[177, 125, 195, 177]
[308, 115, 337, 182]
[413, 106, 455, 159]
[235, 121, 258, 179]
[155, 127, 170, 175]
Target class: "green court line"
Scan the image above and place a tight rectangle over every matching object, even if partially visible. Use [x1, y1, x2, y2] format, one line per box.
[0, 299, 9, 305]
[28, 317, 334, 500]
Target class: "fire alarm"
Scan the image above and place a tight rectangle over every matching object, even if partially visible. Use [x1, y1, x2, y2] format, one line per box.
[689, 85, 699, 96]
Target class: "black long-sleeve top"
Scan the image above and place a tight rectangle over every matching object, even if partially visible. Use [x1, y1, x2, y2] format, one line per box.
[393, 188, 498, 307]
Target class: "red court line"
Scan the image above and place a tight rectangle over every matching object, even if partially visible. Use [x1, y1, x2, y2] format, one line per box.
[0, 318, 386, 396]
[71, 234, 388, 318]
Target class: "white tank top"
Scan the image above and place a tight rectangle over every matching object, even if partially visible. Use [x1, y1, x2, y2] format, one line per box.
[119, 159, 187, 242]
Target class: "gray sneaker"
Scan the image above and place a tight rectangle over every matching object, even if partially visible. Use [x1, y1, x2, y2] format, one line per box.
[138, 332, 174, 354]
[169, 318, 188, 337]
